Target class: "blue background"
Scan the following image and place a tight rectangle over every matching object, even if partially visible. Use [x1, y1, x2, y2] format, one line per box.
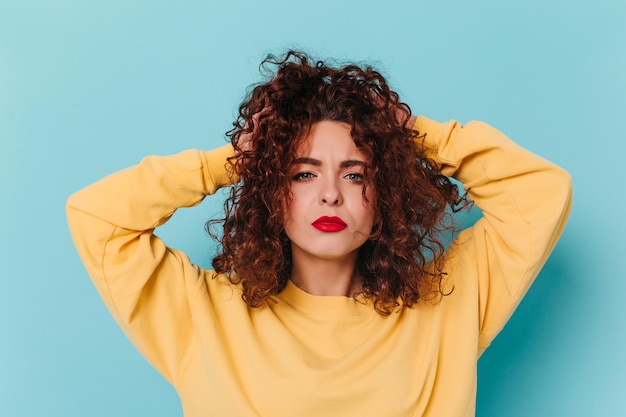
[1, 1, 624, 416]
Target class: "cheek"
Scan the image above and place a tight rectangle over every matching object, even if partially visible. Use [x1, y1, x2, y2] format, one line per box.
[280, 186, 295, 219]
[362, 196, 378, 233]
[280, 203, 291, 230]
[363, 189, 377, 221]
[354, 196, 376, 230]
[280, 192, 300, 230]
[364, 206, 376, 230]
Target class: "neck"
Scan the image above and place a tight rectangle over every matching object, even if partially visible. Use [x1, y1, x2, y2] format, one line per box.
[289, 250, 362, 297]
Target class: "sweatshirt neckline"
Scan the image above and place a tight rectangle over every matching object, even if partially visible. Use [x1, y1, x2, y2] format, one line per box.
[275, 280, 371, 315]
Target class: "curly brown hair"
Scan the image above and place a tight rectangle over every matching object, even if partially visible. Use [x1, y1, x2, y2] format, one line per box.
[208, 51, 467, 315]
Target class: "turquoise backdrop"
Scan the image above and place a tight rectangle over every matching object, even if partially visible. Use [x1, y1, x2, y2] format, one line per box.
[1, 1, 624, 416]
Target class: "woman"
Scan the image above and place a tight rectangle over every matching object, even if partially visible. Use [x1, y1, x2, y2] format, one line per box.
[67, 51, 572, 417]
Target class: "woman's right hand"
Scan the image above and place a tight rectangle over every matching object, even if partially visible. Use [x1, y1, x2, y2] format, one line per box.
[238, 106, 271, 154]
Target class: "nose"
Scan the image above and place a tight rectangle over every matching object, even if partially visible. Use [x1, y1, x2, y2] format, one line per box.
[318, 179, 342, 206]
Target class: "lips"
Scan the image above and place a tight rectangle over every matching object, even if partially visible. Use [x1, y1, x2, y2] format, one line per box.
[312, 216, 347, 232]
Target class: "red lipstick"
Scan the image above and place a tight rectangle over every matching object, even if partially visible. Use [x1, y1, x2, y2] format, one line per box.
[312, 216, 347, 232]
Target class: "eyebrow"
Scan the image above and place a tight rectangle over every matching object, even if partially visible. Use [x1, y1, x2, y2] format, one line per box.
[293, 157, 366, 168]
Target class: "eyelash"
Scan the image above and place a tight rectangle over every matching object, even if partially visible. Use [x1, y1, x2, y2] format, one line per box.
[344, 173, 364, 183]
[291, 172, 364, 183]
[292, 172, 316, 181]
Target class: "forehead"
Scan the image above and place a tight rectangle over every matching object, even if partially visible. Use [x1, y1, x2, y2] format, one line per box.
[295, 121, 368, 161]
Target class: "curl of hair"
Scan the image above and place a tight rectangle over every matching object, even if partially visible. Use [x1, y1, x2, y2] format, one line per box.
[207, 51, 469, 315]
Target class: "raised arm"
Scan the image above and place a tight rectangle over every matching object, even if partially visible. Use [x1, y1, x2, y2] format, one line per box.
[66, 145, 235, 382]
[413, 116, 573, 353]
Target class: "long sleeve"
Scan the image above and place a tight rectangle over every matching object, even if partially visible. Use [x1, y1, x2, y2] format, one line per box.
[66, 145, 235, 383]
[413, 116, 573, 353]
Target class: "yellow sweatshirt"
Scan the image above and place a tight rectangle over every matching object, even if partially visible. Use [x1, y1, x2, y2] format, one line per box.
[66, 116, 572, 417]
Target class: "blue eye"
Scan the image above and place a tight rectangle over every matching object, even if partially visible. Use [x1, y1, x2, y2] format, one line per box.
[292, 172, 315, 181]
[345, 173, 364, 183]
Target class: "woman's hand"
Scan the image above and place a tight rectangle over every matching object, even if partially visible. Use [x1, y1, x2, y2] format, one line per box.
[238, 106, 272, 154]
[371, 90, 415, 130]
[406, 114, 417, 130]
